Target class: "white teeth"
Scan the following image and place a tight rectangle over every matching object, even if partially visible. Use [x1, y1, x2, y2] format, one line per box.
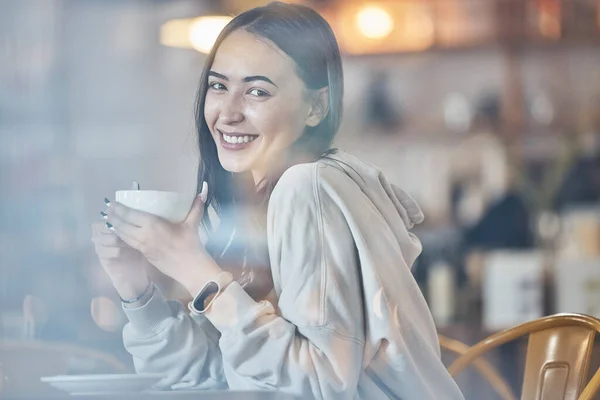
[222, 134, 256, 144]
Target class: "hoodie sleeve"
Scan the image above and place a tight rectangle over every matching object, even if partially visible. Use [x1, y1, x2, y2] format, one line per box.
[122, 288, 227, 390]
[203, 163, 365, 399]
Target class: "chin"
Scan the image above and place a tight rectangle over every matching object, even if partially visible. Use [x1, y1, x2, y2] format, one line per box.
[218, 155, 252, 174]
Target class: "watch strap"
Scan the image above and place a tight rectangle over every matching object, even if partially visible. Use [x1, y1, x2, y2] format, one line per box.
[188, 271, 234, 315]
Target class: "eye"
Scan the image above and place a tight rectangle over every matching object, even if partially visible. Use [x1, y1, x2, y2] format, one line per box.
[209, 82, 226, 91]
[248, 88, 270, 97]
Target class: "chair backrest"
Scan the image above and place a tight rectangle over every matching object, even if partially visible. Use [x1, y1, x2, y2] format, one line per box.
[439, 334, 516, 400]
[448, 314, 600, 400]
[0, 340, 129, 395]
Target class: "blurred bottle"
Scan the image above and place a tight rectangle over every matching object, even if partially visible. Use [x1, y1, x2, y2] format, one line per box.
[23, 296, 36, 340]
[22, 295, 47, 340]
[443, 92, 472, 133]
[530, 91, 555, 127]
[428, 260, 456, 326]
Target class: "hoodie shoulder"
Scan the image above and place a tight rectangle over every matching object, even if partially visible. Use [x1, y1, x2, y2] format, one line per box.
[270, 154, 424, 230]
[269, 160, 362, 218]
[272, 160, 357, 202]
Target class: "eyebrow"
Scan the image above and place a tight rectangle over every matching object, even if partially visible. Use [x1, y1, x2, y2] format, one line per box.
[208, 71, 278, 87]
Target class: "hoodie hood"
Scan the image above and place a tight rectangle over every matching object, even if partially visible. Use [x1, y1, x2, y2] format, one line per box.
[323, 150, 425, 266]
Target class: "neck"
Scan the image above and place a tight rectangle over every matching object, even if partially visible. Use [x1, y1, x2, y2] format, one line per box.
[251, 169, 266, 186]
[251, 157, 286, 186]
[251, 150, 318, 187]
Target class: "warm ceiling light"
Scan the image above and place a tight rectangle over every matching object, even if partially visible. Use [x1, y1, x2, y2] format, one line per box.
[355, 5, 394, 40]
[160, 15, 232, 53]
[160, 18, 195, 48]
[189, 16, 233, 53]
[402, 9, 435, 50]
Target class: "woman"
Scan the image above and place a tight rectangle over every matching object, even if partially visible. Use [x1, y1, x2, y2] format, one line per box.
[92, 2, 464, 399]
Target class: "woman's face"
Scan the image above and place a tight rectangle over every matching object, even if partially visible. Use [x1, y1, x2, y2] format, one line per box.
[204, 30, 314, 183]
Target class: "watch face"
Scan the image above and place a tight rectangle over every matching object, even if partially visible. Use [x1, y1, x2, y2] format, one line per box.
[192, 281, 220, 312]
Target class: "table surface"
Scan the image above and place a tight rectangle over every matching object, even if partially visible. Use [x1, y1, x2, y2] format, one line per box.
[2, 390, 298, 400]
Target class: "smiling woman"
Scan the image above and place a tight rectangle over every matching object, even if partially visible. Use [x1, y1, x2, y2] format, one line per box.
[91, 2, 464, 399]
[195, 3, 343, 215]
[202, 29, 328, 181]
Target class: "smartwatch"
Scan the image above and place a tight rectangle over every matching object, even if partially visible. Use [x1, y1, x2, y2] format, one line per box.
[188, 271, 234, 315]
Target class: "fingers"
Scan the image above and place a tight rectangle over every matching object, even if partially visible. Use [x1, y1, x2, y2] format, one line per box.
[92, 221, 117, 241]
[105, 210, 139, 236]
[200, 181, 208, 202]
[92, 220, 115, 235]
[96, 195, 165, 253]
[111, 230, 142, 251]
[92, 222, 141, 257]
[107, 202, 153, 227]
[104, 217, 143, 251]
[91, 221, 126, 245]
[95, 245, 133, 260]
[92, 202, 142, 263]
[92, 233, 127, 247]
[185, 181, 208, 226]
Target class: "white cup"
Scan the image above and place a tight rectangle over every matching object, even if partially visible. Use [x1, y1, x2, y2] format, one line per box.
[115, 190, 194, 223]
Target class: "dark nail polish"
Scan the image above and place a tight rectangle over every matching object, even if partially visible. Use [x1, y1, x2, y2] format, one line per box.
[100, 211, 108, 220]
[106, 222, 114, 230]
[104, 198, 111, 207]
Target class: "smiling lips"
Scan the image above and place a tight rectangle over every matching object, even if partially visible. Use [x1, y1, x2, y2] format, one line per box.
[218, 129, 258, 151]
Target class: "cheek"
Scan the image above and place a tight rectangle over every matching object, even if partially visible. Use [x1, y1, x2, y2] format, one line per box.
[203, 95, 218, 127]
[251, 102, 307, 142]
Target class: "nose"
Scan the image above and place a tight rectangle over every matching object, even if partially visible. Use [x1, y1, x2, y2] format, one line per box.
[219, 94, 244, 125]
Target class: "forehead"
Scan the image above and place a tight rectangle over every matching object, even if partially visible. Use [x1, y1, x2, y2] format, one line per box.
[211, 30, 298, 82]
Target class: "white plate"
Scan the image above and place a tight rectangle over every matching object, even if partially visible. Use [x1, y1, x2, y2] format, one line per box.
[40, 373, 164, 395]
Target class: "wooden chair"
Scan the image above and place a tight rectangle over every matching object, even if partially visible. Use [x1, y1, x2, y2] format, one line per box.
[0, 340, 129, 395]
[448, 314, 600, 400]
[439, 334, 516, 400]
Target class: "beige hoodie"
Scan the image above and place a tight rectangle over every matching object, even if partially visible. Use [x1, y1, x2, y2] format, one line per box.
[122, 151, 464, 400]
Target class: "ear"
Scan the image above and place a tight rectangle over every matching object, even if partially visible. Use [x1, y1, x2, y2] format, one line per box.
[305, 87, 330, 127]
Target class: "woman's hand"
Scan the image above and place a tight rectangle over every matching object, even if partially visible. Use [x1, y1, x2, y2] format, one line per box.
[91, 221, 151, 300]
[104, 183, 222, 294]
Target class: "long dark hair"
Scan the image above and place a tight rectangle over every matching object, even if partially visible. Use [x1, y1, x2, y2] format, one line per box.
[194, 1, 344, 231]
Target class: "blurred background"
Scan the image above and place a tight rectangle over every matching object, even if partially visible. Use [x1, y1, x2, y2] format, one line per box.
[1, 0, 600, 397]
